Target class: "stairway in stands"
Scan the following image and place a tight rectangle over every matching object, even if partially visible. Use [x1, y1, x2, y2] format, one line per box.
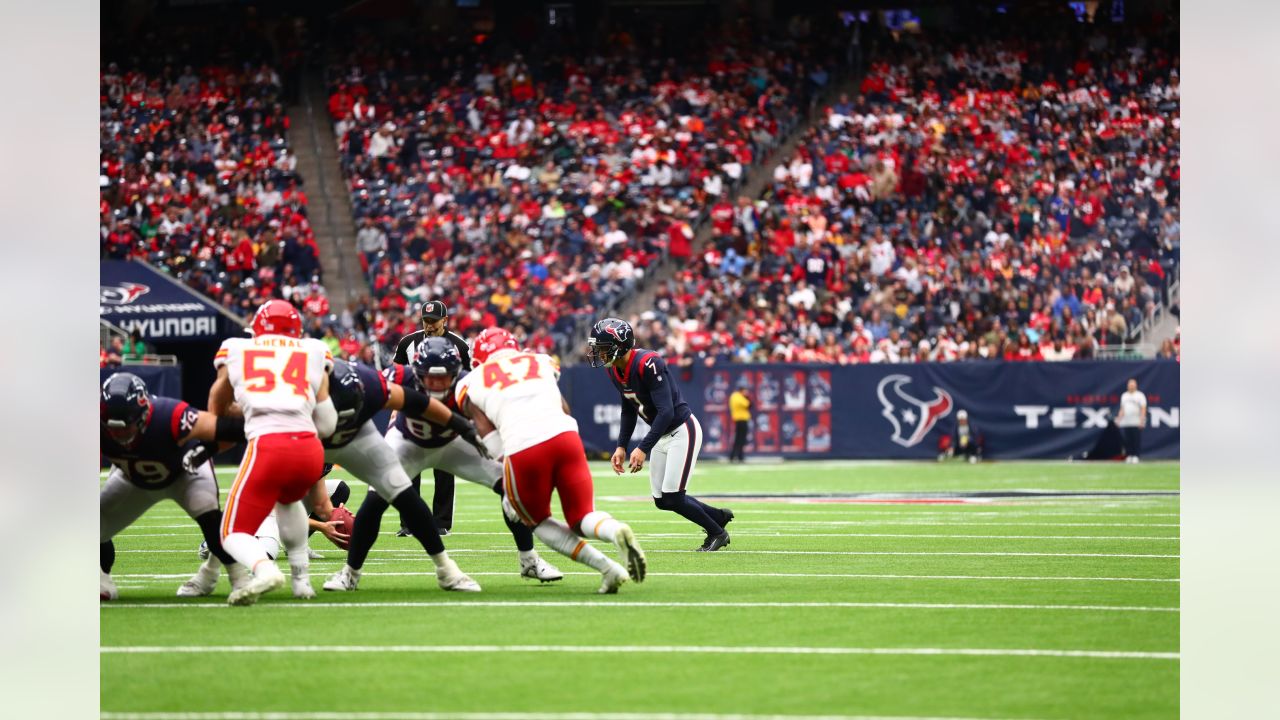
[288, 71, 362, 306]
[607, 72, 865, 329]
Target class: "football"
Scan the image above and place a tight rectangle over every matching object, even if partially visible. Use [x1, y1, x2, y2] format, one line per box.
[328, 505, 355, 550]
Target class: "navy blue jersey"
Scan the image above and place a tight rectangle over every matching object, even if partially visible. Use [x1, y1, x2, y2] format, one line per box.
[100, 396, 202, 490]
[607, 348, 692, 454]
[325, 363, 392, 449]
[386, 363, 461, 449]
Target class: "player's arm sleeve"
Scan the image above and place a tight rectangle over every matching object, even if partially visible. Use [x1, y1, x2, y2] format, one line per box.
[617, 397, 638, 450]
[212, 341, 230, 369]
[312, 374, 337, 437]
[637, 376, 675, 455]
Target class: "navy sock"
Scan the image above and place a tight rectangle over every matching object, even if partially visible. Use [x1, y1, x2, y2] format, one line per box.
[347, 490, 390, 570]
[398, 475, 422, 530]
[660, 492, 724, 535]
[194, 510, 237, 566]
[689, 497, 729, 528]
[101, 541, 115, 573]
[390, 489, 446, 558]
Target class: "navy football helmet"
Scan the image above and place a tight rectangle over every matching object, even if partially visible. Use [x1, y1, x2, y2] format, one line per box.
[587, 317, 635, 368]
[101, 372, 152, 447]
[413, 336, 462, 399]
[329, 360, 366, 431]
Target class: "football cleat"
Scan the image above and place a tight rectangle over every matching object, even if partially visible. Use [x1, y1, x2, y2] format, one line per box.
[697, 531, 731, 552]
[197, 540, 210, 560]
[613, 523, 647, 582]
[100, 571, 118, 601]
[721, 508, 735, 527]
[395, 527, 412, 538]
[436, 561, 481, 592]
[292, 577, 316, 599]
[322, 565, 361, 592]
[227, 565, 285, 606]
[307, 547, 323, 560]
[597, 562, 629, 594]
[176, 566, 219, 597]
[520, 554, 564, 583]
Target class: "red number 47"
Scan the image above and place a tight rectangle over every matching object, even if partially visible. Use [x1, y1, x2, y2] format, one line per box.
[482, 354, 540, 389]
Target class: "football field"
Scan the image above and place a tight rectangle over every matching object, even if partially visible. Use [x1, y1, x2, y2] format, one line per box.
[100, 460, 1179, 720]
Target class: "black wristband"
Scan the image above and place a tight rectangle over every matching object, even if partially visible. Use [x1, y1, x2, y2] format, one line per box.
[214, 415, 245, 443]
[400, 387, 432, 419]
[446, 412, 475, 436]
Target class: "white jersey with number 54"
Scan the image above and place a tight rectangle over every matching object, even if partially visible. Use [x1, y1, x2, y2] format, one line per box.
[214, 335, 334, 439]
[456, 350, 578, 456]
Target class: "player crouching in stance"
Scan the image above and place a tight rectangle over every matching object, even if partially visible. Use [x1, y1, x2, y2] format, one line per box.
[100, 372, 250, 600]
[320, 358, 487, 592]
[459, 328, 645, 594]
[327, 338, 561, 590]
[588, 318, 734, 551]
[209, 300, 339, 606]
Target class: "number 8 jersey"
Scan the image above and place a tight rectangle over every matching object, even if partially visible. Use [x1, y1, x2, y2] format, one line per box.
[455, 350, 578, 456]
[214, 335, 334, 439]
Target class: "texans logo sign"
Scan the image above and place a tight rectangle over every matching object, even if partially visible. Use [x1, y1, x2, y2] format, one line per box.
[100, 282, 151, 305]
[876, 374, 953, 447]
[603, 324, 627, 342]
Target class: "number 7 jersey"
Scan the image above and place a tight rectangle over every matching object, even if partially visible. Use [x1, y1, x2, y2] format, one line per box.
[455, 350, 578, 456]
[214, 335, 334, 439]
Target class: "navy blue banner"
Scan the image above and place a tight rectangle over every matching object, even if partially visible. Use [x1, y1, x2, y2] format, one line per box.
[561, 361, 1180, 460]
[101, 260, 244, 340]
[99, 365, 183, 402]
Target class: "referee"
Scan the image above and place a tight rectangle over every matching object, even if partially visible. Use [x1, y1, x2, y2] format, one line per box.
[392, 300, 471, 535]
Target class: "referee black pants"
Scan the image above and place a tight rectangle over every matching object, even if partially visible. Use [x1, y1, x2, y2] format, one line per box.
[731, 420, 749, 462]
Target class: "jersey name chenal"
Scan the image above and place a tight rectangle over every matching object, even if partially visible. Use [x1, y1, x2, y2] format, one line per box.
[215, 335, 333, 439]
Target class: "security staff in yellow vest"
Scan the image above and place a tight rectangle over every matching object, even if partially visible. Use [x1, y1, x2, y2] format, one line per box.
[729, 384, 752, 463]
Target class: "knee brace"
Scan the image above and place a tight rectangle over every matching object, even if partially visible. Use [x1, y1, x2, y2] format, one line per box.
[654, 492, 685, 511]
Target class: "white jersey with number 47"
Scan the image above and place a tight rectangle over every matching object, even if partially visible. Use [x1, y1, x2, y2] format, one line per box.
[214, 335, 334, 439]
[456, 350, 578, 456]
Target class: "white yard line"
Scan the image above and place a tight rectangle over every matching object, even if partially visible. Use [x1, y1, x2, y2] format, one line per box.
[113, 529, 1177, 541]
[100, 600, 1176, 612]
[123, 518, 1181, 529]
[114, 548, 1179, 558]
[112, 571, 1179, 583]
[99, 712, 1037, 720]
[98, 643, 1178, 660]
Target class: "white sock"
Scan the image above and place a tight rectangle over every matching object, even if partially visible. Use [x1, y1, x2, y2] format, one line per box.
[222, 532, 272, 576]
[518, 550, 538, 564]
[535, 518, 612, 572]
[194, 555, 221, 579]
[275, 501, 310, 580]
[579, 511, 621, 542]
[429, 551, 453, 571]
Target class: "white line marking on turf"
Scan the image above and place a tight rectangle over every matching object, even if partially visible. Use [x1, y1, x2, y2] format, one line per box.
[114, 529, 1178, 541]
[116, 548, 1178, 558]
[99, 707, 1039, 712]
[98, 644, 1178, 660]
[101, 600, 1177, 612]
[113, 571, 1179, 583]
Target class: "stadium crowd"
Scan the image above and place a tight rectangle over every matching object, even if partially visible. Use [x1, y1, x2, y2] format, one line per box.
[620, 23, 1180, 365]
[324, 24, 839, 361]
[98, 52, 329, 326]
[99, 14, 1179, 368]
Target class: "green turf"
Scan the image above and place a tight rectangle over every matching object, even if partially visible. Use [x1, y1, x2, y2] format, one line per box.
[101, 460, 1179, 720]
